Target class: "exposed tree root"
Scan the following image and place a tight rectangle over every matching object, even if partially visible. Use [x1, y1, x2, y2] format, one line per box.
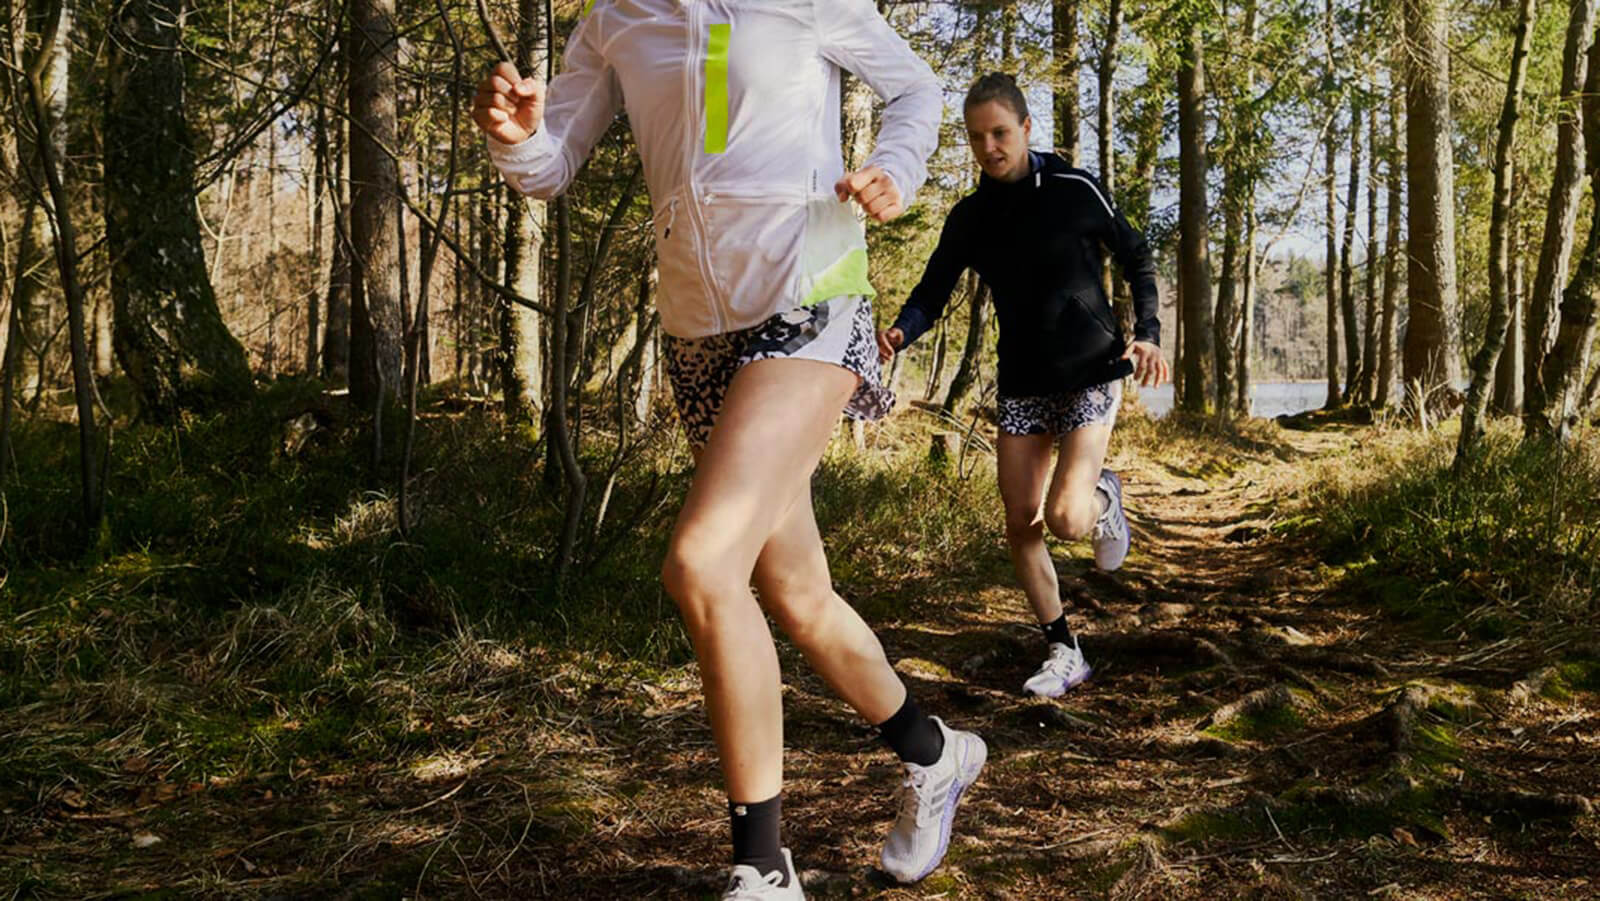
[1266, 663, 1338, 703]
[1157, 736, 1246, 759]
[1196, 683, 1313, 733]
[1109, 833, 1181, 901]
[1087, 629, 1243, 674]
[1366, 683, 1476, 758]
[1464, 788, 1594, 820]
[1508, 665, 1560, 706]
[1267, 643, 1392, 677]
[975, 837, 1124, 868]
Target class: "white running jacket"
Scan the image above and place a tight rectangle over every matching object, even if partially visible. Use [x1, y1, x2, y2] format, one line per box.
[486, 0, 942, 338]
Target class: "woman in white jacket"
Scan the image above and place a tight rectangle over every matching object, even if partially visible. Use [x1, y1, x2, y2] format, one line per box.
[473, 1, 985, 896]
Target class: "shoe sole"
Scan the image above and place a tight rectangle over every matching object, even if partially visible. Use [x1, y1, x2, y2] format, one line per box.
[1094, 546, 1128, 572]
[1094, 471, 1129, 572]
[899, 735, 988, 884]
[1023, 664, 1094, 698]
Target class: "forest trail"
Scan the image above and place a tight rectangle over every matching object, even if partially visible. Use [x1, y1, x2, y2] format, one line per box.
[10, 424, 1597, 899]
[562, 424, 1599, 899]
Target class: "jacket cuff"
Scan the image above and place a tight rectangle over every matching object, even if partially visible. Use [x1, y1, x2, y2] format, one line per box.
[892, 306, 932, 347]
[485, 130, 559, 178]
[1132, 319, 1160, 346]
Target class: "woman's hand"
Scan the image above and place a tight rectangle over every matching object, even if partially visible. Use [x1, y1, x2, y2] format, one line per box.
[1123, 340, 1170, 387]
[876, 327, 905, 363]
[835, 166, 904, 222]
[472, 62, 545, 145]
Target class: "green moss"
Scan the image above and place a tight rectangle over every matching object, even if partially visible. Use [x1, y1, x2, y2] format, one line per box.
[1161, 808, 1265, 843]
[1202, 701, 1308, 742]
[1556, 659, 1600, 693]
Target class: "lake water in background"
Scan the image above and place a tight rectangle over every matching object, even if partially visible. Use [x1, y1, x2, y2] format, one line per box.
[1137, 381, 1332, 419]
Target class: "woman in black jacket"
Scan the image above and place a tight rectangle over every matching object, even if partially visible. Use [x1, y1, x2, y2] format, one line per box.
[879, 73, 1169, 699]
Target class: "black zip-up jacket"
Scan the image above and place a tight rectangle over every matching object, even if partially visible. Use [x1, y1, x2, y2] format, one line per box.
[890, 151, 1161, 397]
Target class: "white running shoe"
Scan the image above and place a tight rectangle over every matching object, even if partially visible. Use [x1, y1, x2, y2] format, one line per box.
[880, 717, 987, 884]
[722, 848, 804, 900]
[1022, 637, 1094, 697]
[1091, 469, 1130, 571]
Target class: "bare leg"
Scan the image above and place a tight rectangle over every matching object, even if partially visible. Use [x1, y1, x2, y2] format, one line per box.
[995, 432, 1063, 624]
[752, 489, 906, 725]
[1041, 423, 1114, 542]
[659, 358, 857, 803]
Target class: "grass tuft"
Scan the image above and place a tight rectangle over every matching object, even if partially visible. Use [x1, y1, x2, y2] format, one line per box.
[1294, 422, 1600, 631]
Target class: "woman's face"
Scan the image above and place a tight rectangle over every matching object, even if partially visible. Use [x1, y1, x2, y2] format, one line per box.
[965, 100, 1031, 182]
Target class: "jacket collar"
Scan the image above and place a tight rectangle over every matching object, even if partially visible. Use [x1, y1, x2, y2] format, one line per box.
[977, 150, 1066, 195]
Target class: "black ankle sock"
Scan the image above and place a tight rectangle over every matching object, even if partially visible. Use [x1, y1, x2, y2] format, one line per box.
[729, 794, 788, 885]
[1041, 614, 1075, 647]
[877, 692, 945, 766]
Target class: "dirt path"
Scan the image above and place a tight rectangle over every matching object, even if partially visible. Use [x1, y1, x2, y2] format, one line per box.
[10, 427, 1597, 899]
[556, 426, 1599, 899]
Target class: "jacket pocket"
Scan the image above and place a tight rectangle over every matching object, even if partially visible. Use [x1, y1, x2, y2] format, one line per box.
[700, 194, 804, 319]
[652, 197, 716, 337]
[799, 197, 874, 307]
[1070, 290, 1119, 338]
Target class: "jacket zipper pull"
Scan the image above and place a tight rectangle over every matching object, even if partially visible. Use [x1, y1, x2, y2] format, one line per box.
[664, 198, 679, 239]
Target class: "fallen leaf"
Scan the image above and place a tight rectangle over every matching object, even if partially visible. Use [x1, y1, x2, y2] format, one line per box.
[1392, 827, 1418, 847]
[131, 832, 162, 849]
[121, 756, 152, 775]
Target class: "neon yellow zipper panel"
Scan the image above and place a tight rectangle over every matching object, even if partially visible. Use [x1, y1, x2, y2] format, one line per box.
[704, 24, 731, 154]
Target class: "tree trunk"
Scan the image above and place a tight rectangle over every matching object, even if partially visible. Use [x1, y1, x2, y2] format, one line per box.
[346, 0, 404, 411]
[943, 274, 990, 415]
[1358, 96, 1381, 405]
[322, 93, 352, 382]
[1493, 205, 1526, 414]
[618, 264, 659, 423]
[1222, 0, 1258, 416]
[1458, 0, 1535, 465]
[842, 70, 874, 172]
[1524, 0, 1597, 434]
[309, 101, 327, 375]
[0, 204, 37, 482]
[1214, 0, 1258, 417]
[1054, 0, 1081, 164]
[11, 0, 73, 408]
[1401, 0, 1463, 411]
[472, 180, 498, 392]
[1579, 352, 1600, 420]
[22, 0, 99, 525]
[1237, 200, 1257, 414]
[1536, 83, 1600, 439]
[1177, 22, 1214, 412]
[923, 317, 949, 402]
[1097, 0, 1121, 191]
[500, 185, 544, 421]
[1338, 87, 1364, 401]
[548, 196, 587, 586]
[1535, 205, 1600, 440]
[1322, 0, 1341, 408]
[1215, 164, 1242, 414]
[499, 0, 548, 422]
[105, 0, 252, 421]
[1127, 86, 1164, 385]
[1098, 0, 1125, 321]
[1376, 88, 1403, 409]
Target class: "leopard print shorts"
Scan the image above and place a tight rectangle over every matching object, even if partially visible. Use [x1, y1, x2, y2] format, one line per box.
[996, 379, 1123, 436]
[662, 295, 895, 448]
